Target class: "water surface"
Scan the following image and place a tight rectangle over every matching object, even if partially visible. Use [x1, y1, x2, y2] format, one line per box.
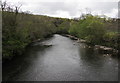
[3, 34, 118, 81]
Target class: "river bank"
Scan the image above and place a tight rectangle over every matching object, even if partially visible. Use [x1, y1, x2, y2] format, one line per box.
[3, 33, 118, 63]
[3, 34, 118, 81]
[62, 34, 118, 56]
[3, 34, 54, 62]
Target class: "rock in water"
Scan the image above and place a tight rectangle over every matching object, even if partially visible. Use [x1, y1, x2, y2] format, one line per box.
[43, 44, 52, 47]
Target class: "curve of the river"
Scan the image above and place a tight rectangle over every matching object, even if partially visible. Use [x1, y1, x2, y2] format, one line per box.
[3, 34, 118, 81]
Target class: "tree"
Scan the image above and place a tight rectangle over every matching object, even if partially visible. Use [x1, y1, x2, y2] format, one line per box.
[14, 4, 22, 15]
[69, 14, 106, 45]
[1, 1, 7, 11]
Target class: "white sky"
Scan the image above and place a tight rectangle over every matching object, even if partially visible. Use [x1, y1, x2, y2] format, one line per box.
[3, 0, 120, 18]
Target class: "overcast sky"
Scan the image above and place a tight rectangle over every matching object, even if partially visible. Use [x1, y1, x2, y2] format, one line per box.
[3, 0, 119, 18]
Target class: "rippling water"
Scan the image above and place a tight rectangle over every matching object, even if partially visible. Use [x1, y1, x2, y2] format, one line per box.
[3, 34, 118, 81]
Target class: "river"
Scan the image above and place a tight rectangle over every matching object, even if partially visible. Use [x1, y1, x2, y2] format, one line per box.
[3, 34, 118, 81]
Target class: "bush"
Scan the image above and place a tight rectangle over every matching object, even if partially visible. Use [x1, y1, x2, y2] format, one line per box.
[69, 14, 106, 45]
[2, 11, 70, 60]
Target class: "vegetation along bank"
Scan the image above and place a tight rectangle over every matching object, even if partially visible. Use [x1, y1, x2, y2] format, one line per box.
[2, 2, 119, 60]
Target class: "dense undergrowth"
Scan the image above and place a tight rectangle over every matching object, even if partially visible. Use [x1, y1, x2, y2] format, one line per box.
[2, 11, 70, 60]
[69, 14, 119, 49]
[2, 10, 119, 60]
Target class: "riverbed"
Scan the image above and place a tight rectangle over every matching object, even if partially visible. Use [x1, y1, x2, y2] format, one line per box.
[3, 34, 118, 81]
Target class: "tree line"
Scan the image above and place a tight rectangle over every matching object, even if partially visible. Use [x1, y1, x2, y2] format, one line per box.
[1, 1, 71, 60]
[1, 1, 119, 60]
[69, 14, 119, 48]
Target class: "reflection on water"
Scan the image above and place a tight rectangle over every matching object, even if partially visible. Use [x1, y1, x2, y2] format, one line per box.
[3, 34, 118, 81]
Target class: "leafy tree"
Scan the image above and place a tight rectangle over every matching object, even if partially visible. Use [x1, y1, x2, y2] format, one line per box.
[69, 14, 106, 45]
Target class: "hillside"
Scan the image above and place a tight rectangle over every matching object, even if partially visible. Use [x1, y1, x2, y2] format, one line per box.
[2, 11, 71, 60]
[2, 11, 119, 60]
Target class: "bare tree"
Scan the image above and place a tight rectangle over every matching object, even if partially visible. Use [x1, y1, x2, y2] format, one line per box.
[1, 1, 7, 11]
[24, 11, 31, 14]
[6, 5, 14, 12]
[14, 4, 22, 15]
[85, 8, 91, 14]
[1, 1, 14, 12]
[1, 1, 22, 14]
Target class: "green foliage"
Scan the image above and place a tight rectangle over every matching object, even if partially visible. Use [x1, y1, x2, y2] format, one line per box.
[103, 32, 118, 40]
[68, 21, 79, 36]
[69, 14, 106, 45]
[69, 14, 119, 49]
[3, 10, 119, 60]
[57, 19, 70, 34]
[84, 20, 106, 44]
[2, 11, 70, 60]
[103, 32, 118, 48]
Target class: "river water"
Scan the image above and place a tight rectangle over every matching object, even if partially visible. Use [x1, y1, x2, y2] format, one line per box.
[3, 34, 118, 81]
